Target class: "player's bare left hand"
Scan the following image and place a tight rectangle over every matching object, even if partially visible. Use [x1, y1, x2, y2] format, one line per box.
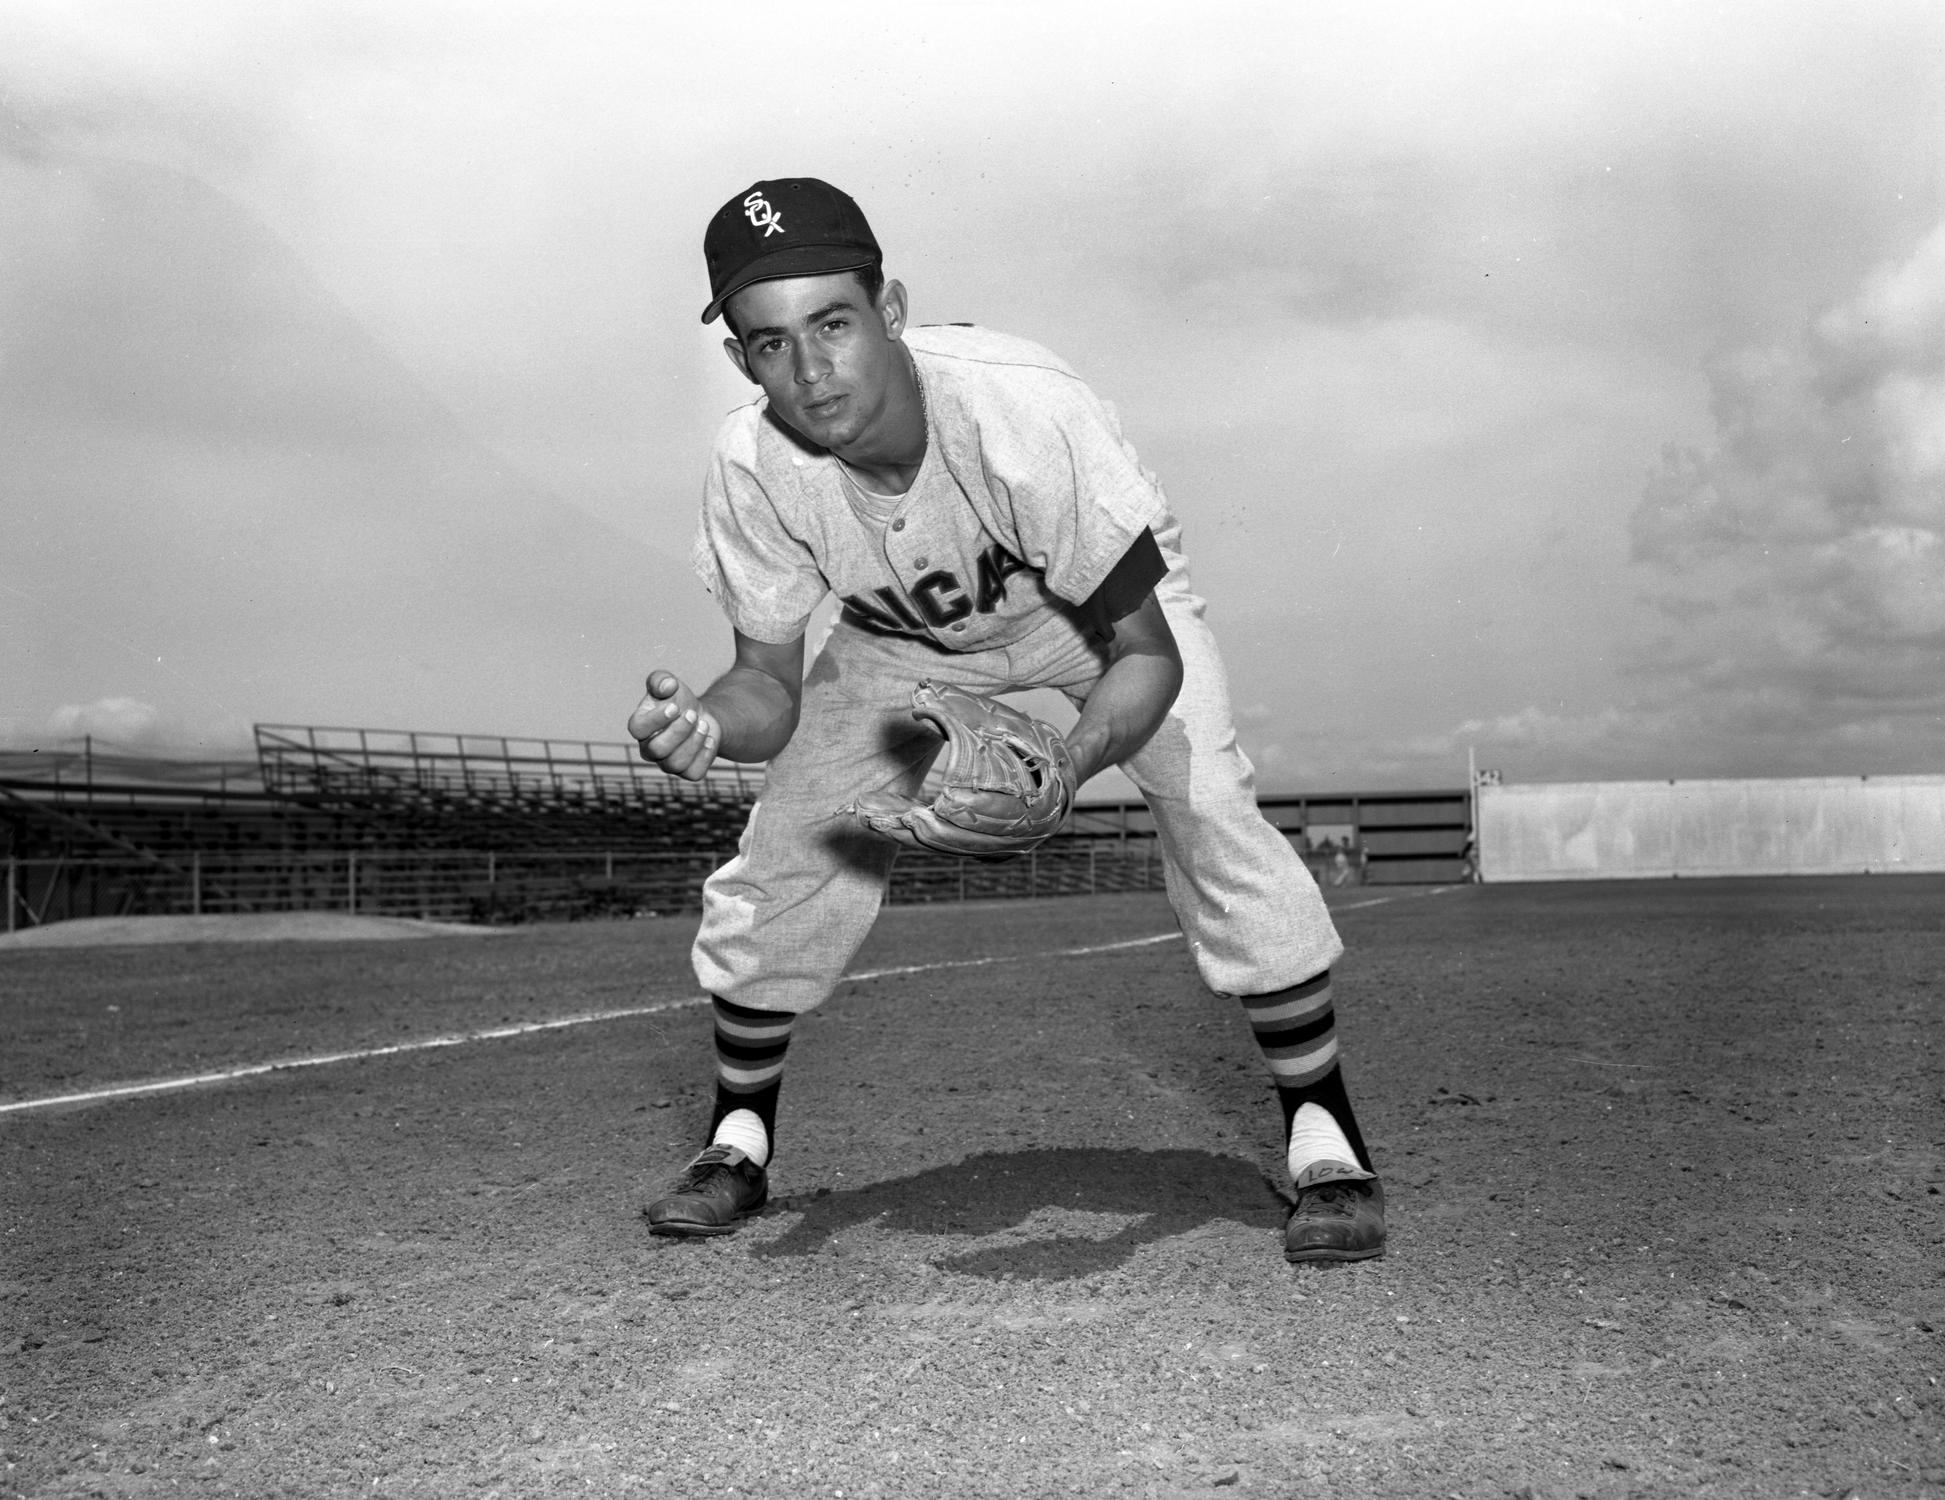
[628, 671, 721, 780]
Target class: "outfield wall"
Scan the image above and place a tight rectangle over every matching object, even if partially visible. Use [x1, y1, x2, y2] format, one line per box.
[1476, 775, 1945, 881]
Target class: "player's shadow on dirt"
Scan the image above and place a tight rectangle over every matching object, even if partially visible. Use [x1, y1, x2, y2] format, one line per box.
[753, 1147, 1286, 1282]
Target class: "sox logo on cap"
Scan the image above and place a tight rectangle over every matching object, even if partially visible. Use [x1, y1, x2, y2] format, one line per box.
[743, 191, 785, 237]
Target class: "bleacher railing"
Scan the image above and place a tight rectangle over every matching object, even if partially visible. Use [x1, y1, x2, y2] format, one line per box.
[254, 724, 760, 803]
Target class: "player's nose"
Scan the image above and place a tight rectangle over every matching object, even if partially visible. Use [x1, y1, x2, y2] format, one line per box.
[791, 342, 830, 384]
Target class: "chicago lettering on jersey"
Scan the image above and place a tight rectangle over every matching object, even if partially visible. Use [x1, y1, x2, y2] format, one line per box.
[843, 542, 1028, 636]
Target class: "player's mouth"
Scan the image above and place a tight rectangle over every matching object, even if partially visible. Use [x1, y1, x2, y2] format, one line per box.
[800, 393, 846, 420]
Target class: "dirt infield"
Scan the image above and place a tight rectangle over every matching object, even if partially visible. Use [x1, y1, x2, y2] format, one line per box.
[0, 914, 504, 950]
[2, 880, 1941, 1498]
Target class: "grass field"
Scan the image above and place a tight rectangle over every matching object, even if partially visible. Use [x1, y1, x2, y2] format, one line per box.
[2, 879, 1941, 1497]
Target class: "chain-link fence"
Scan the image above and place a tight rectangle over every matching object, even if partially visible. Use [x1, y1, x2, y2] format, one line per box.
[3, 842, 1171, 931]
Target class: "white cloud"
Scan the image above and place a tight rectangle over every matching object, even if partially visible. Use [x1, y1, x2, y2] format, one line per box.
[21, 696, 257, 754]
[1627, 220, 1945, 760]
[47, 696, 162, 746]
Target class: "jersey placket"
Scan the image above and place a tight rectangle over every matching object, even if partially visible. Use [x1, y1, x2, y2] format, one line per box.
[886, 506, 974, 642]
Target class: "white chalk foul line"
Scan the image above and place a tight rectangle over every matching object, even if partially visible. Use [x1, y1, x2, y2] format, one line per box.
[1333, 885, 1459, 912]
[0, 931, 1184, 1117]
[844, 929, 1181, 982]
[0, 888, 1441, 1117]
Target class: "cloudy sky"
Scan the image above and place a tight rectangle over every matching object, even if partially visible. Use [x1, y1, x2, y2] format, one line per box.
[2, 1, 1940, 793]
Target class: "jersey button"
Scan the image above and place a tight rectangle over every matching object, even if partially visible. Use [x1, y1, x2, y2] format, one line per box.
[913, 557, 928, 570]
[891, 518, 906, 531]
[950, 623, 967, 632]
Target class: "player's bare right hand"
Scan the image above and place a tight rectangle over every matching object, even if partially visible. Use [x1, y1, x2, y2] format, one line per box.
[628, 671, 721, 781]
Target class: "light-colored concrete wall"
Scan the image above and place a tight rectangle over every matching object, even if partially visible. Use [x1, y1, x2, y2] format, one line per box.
[1477, 775, 1945, 881]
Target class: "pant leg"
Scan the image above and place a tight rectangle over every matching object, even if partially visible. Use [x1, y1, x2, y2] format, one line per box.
[1064, 544, 1343, 996]
[692, 623, 1003, 1014]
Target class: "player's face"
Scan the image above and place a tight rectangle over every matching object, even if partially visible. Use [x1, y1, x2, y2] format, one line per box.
[723, 273, 907, 456]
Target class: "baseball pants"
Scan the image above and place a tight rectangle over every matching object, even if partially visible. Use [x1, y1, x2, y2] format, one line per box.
[691, 547, 1344, 1013]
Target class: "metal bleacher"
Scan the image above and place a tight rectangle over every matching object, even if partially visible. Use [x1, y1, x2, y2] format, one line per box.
[0, 727, 765, 929]
[251, 723, 760, 852]
[1, 727, 1471, 931]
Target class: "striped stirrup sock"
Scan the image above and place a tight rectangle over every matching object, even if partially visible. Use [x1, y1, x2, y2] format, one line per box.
[1238, 970, 1375, 1177]
[706, 995, 795, 1168]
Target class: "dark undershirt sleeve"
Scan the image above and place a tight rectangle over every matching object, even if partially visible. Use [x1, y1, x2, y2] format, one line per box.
[1076, 528, 1167, 643]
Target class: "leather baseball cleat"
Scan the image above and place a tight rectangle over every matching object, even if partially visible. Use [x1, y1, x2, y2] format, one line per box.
[1284, 1174, 1386, 1263]
[644, 1144, 769, 1237]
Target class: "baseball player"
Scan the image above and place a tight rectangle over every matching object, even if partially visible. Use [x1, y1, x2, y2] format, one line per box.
[632, 178, 1386, 1264]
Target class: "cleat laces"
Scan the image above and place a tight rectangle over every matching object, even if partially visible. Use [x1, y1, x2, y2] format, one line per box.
[1297, 1182, 1361, 1218]
[670, 1145, 746, 1192]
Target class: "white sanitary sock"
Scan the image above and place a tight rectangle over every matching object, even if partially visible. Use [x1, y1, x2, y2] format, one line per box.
[711, 1108, 770, 1167]
[1286, 1101, 1359, 1182]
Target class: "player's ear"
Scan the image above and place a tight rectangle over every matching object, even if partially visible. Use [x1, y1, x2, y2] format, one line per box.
[723, 336, 755, 383]
[878, 279, 907, 341]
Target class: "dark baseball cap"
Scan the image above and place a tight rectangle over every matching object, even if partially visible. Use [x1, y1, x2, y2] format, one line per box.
[701, 177, 882, 324]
